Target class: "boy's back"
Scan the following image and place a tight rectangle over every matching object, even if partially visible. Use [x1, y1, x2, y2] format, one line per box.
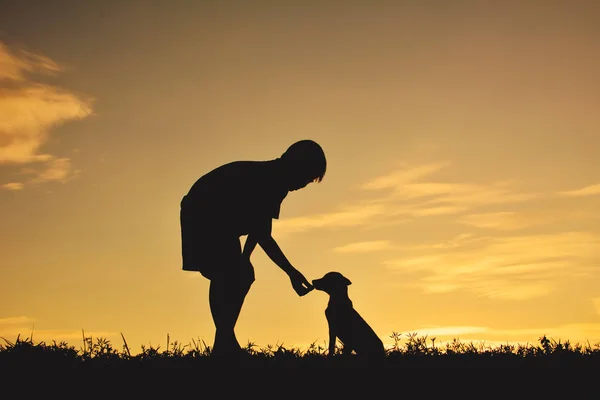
[182, 160, 289, 237]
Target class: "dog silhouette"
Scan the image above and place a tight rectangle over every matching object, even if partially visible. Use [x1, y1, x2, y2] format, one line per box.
[312, 271, 385, 359]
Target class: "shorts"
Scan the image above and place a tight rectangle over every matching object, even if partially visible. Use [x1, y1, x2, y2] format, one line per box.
[180, 204, 248, 281]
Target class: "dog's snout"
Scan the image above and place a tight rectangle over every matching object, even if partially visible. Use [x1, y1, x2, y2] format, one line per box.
[312, 278, 325, 290]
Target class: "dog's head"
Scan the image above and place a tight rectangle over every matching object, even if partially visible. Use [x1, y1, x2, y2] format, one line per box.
[312, 272, 352, 295]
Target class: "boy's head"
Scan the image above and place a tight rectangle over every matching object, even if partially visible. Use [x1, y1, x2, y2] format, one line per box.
[280, 140, 327, 191]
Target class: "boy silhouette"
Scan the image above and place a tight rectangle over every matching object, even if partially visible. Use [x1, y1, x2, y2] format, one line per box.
[180, 140, 327, 358]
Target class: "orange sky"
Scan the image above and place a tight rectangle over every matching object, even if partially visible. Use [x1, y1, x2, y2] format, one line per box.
[1, 1, 600, 353]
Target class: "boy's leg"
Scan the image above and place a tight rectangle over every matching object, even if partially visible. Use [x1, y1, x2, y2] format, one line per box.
[209, 255, 255, 356]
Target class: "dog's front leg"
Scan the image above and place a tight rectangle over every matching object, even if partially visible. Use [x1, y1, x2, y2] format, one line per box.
[328, 327, 337, 357]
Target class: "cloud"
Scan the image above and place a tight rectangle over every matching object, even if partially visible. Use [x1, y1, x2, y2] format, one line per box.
[409, 205, 469, 217]
[396, 182, 477, 198]
[333, 240, 393, 253]
[397, 323, 600, 346]
[276, 162, 541, 235]
[402, 325, 489, 338]
[0, 315, 119, 345]
[361, 162, 449, 190]
[0, 42, 61, 81]
[274, 203, 387, 234]
[557, 184, 600, 198]
[1, 182, 24, 191]
[28, 157, 80, 184]
[1, 328, 119, 343]
[0, 85, 92, 165]
[0, 41, 93, 190]
[385, 231, 600, 300]
[456, 212, 536, 231]
[362, 164, 537, 208]
[457, 209, 597, 231]
[401, 181, 539, 208]
[404, 233, 485, 251]
[363, 164, 538, 218]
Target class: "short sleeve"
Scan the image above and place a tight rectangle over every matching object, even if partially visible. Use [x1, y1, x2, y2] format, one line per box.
[271, 202, 281, 219]
[269, 187, 288, 219]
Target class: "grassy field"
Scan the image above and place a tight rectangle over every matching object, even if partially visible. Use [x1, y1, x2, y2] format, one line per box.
[2, 331, 599, 368]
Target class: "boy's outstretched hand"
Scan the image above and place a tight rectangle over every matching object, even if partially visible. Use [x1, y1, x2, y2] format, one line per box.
[289, 269, 314, 296]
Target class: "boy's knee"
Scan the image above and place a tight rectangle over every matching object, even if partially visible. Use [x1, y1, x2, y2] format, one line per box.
[240, 259, 255, 288]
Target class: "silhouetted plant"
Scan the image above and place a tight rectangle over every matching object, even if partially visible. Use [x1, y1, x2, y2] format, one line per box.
[2, 331, 599, 368]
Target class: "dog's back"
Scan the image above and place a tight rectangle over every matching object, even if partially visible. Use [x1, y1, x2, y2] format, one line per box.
[326, 300, 386, 357]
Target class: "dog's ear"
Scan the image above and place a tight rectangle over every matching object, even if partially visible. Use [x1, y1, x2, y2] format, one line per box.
[343, 276, 352, 286]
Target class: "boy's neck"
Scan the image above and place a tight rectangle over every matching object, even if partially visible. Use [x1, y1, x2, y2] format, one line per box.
[270, 158, 292, 188]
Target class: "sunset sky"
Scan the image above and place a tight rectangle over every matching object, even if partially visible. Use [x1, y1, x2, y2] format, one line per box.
[1, 1, 600, 353]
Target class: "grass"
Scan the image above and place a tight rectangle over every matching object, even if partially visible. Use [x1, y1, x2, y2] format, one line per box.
[1, 330, 599, 368]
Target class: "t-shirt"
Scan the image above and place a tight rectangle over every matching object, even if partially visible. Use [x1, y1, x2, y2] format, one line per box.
[181, 159, 289, 237]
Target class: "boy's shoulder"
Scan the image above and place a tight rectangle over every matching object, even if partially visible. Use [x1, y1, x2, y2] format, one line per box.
[190, 159, 285, 193]
[214, 159, 282, 179]
[184, 159, 288, 219]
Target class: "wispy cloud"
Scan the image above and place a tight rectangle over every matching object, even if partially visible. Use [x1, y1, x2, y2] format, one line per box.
[456, 210, 595, 231]
[279, 162, 598, 241]
[1, 182, 24, 191]
[1, 328, 119, 343]
[360, 162, 449, 190]
[396, 323, 600, 346]
[277, 162, 540, 235]
[404, 233, 485, 250]
[557, 184, 600, 198]
[274, 203, 387, 234]
[28, 157, 81, 184]
[385, 231, 600, 300]
[0, 43, 61, 81]
[405, 205, 469, 217]
[0, 315, 118, 344]
[0, 41, 93, 190]
[397, 181, 538, 209]
[405, 325, 489, 338]
[457, 212, 539, 231]
[362, 164, 538, 209]
[333, 240, 393, 253]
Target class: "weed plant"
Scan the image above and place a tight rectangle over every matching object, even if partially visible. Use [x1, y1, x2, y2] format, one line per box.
[1, 331, 598, 368]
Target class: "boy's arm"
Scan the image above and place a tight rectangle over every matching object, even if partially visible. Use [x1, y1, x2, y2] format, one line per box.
[258, 234, 295, 275]
[242, 234, 258, 259]
[252, 219, 314, 296]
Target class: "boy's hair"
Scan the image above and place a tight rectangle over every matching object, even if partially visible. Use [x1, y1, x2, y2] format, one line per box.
[281, 140, 327, 182]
